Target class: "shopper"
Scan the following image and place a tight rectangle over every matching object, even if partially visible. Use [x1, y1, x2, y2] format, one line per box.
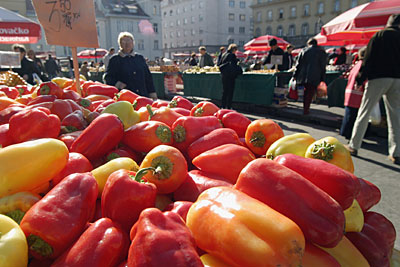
[198, 46, 214, 67]
[282, 45, 294, 71]
[103, 47, 115, 70]
[188, 53, 197, 66]
[217, 46, 226, 66]
[44, 54, 60, 79]
[346, 14, 400, 165]
[104, 32, 157, 99]
[12, 44, 37, 84]
[262, 38, 285, 71]
[80, 61, 90, 81]
[27, 50, 45, 79]
[293, 38, 327, 115]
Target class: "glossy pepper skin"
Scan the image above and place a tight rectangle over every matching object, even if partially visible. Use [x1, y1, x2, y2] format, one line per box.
[305, 136, 354, 173]
[61, 110, 88, 133]
[0, 124, 12, 148]
[139, 145, 188, 194]
[274, 154, 359, 210]
[51, 152, 93, 186]
[148, 105, 182, 127]
[235, 158, 345, 248]
[0, 214, 28, 267]
[37, 81, 63, 99]
[266, 133, 316, 159]
[94, 99, 116, 113]
[9, 107, 60, 143]
[123, 121, 173, 153]
[214, 109, 235, 120]
[51, 99, 82, 121]
[200, 254, 231, 267]
[0, 192, 41, 224]
[187, 128, 242, 160]
[101, 101, 140, 129]
[20, 172, 98, 260]
[101, 169, 157, 232]
[128, 208, 203, 267]
[168, 95, 194, 110]
[221, 112, 251, 138]
[164, 201, 193, 222]
[193, 144, 256, 184]
[245, 119, 284, 155]
[132, 96, 153, 111]
[0, 97, 20, 112]
[302, 242, 340, 267]
[151, 99, 169, 108]
[0, 86, 20, 99]
[171, 107, 190, 116]
[51, 218, 129, 267]
[0, 138, 68, 198]
[190, 101, 219, 117]
[363, 211, 396, 253]
[27, 95, 56, 106]
[85, 84, 119, 98]
[58, 130, 82, 150]
[186, 187, 305, 267]
[70, 113, 124, 161]
[0, 106, 24, 124]
[356, 177, 381, 212]
[115, 89, 139, 104]
[172, 116, 222, 152]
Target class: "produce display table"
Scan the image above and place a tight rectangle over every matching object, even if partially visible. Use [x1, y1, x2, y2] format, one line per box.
[182, 72, 275, 106]
[89, 72, 104, 82]
[327, 78, 348, 108]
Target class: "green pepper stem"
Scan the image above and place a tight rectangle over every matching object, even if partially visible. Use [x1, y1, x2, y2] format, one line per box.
[132, 100, 137, 110]
[146, 104, 154, 120]
[6, 210, 25, 224]
[311, 141, 335, 161]
[39, 85, 50, 95]
[27, 234, 53, 257]
[133, 167, 156, 182]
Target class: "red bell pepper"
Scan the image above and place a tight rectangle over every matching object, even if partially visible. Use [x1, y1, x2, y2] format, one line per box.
[128, 208, 203, 267]
[62, 89, 81, 102]
[94, 99, 116, 113]
[81, 81, 98, 95]
[51, 218, 129, 267]
[123, 121, 173, 153]
[274, 154, 360, 210]
[70, 113, 124, 161]
[84, 110, 100, 123]
[26, 101, 54, 111]
[235, 158, 345, 248]
[173, 170, 233, 202]
[0, 123, 12, 148]
[58, 130, 83, 150]
[151, 99, 169, 108]
[214, 108, 235, 120]
[52, 152, 93, 186]
[85, 84, 119, 98]
[51, 99, 82, 120]
[168, 96, 194, 110]
[221, 111, 251, 138]
[101, 169, 157, 232]
[148, 105, 182, 127]
[364, 211, 396, 252]
[193, 144, 256, 184]
[356, 177, 381, 212]
[0, 86, 19, 99]
[190, 101, 219, 117]
[171, 116, 222, 152]
[187, 128, 242, 160]
[61, 110, 88, 132]
[20, 172, 98, 259]
[16, 85, 30, 95]
[164, 201, 193, 222]
[27, 95, 57, 106]
[115, 89, 139, 104]
[133, 96, 153, 111]
[37, 81, 64, 99]
[9, 107, 61, 143]
[87, 100, 104, 112]
[171, 107, 190, 116]
[106, 146, 143, 163]
[0, 106, 24, 124]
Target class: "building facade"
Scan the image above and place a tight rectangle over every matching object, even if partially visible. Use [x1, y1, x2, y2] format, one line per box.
[251, 0, 373, 47]
[161, 0, 253, 58]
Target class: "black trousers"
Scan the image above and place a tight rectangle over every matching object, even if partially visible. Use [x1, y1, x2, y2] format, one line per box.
[221, 75, 236, 109]
[303, 83, 317, 114]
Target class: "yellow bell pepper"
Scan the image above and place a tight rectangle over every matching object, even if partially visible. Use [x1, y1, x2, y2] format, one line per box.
[51, 77, 71, 89]
[91, 157, 139, 197]
[305, 136, 354, 173]
[0, 214, 28, 267]
[0, 138, 69, 198]
[200, 254, 231, 267]
[0, 192, 41, 224]
[101, 101, 140, 129]
[344, 199, 364, 233]
[266, 133, 316, 159]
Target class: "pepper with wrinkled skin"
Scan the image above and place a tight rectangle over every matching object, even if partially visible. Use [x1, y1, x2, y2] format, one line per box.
[356, 177, 381, 212]
[128, 208, 203, 267]
[305, 136, 354, 173]
[102, 101, 140, 129]
[58, 130, 82, 150]
[61, 110, 88, 133]
[168, 96, 194, 110]
[0, 106, 24, 124]
[164, 201, 193, 222]
[190, 101, 219, 117]
[186, 187, 305, 267]
[51, 218, 129, 267]
[266, 133, 316, 159]
[52, 152, 93, 186]
[235, 158, 345, 248]
[245, 119, 284, 155]
[51, 99, 82, 121]
[94, 99, 116, 113]
[0, 214, 28, 267]
[147, 105, 182, 127]
[37, 81, 63, 99]
[213, 109, 235, 120]
[20, 172, 98, 260]
[0, 192, 41, 224]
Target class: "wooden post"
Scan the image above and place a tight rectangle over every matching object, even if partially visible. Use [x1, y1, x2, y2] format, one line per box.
[71, 47, 82, 96]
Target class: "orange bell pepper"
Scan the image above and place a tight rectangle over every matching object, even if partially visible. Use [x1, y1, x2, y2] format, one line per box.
[245, 119, 284, 155]
[147, 105, 182, 127]
[186, 186, 305, 267]
[0, 97, 20, 112]
[303, 242, 340, 267]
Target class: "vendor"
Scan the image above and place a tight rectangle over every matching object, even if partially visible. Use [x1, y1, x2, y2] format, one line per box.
[104, 32, 157, 99]
[262, 38, 285, 71]
[333, 47, 347, 65]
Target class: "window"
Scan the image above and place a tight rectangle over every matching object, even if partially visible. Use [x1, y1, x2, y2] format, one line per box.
[170, 43, 173, 48]
[229, 13, 235, 20]
[164, 22, 167, 28]
[228, 38, 234, 44]
[199, 28, 204, 34]
[267, 10, 272, 21]
[191, 3, 195, 10]
[137, 40, 144, 50]
[184, 30, 187, 36]
[257, 0, 262, 3]
[192, 40, 196, 46]
[170, 32, 174, 38]
[191, 29, 196, 35]
[277, 25, 283, 37]
[154, 40, 159, 50]
[177, 31, 181, 37]
[170, 21, 174, 27]
[304, 4, 310, 16]
[163, 33, 167, 39]
[255, 27, 261, 37]
[290, 6, 296, 18]
[318, 2, 324, 14]
[229, 27, 234, 33]
[240, 1, 246, 8]
[183, 6, 187, 12]
[350, 0, 357, 8]
[183, 18, 188, 24]
[266, 26, 272, 35]
[239, 14, 246, 21]
[163, 11, 167, 17]
[199, 40, 203, 45]
[279, 8, 284, 19]
[153, 5, 157, 15]
[169, 10, 173, 16]
[239, 26, 245, 33]
[153, 23, 158, 33]
[199, 14, 204, 22]
[239, 40, 245, 46]
[177, 8, 180, 14]
[302, 23, 309, 35]
[256, 12, 262, 22]
[177, 19, 181, 26]
[191, 16, 195, 23]
[288, 24, 295, 36]
[229, 0, 235, 7]
[199, 1, 204, 8]
[334, 0, 340, 12]
[315, 19, 323, 34]
[127, 22, 133, 32]
[117, 20, 122, 32]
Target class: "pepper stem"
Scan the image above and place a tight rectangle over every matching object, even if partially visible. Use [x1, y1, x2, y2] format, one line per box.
[194, 107, 204, 117]
[250, 131, 266, 147]
[27, 234, 53, 258]
[133, 167, 156, 182]
[310, 141, 335, 161]
[146, 104, 154, 120]
[6, 209, 25, 224]
[168, 99, 177, 108]
[39, 85, 50, 95]
[132, 100, 137, 110]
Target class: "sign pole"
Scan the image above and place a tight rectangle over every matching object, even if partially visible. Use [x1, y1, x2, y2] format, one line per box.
[71, 47, 82, 96]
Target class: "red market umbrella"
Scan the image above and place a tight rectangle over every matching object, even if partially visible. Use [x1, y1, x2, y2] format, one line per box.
[235, 51, 246, 58]
[244, 35, 290, 51]
[77, 49, 108, 59]
[0, 7, 41, 44]
[314, 33, 370, 47]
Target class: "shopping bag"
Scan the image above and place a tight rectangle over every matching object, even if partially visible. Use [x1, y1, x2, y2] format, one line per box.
[369, 102, 381, 126]
[317, 81, 327, 98]
[288, 78, 298, 100]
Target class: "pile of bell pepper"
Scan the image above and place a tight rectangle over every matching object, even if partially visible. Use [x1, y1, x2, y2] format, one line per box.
[0, 77, 397, 267]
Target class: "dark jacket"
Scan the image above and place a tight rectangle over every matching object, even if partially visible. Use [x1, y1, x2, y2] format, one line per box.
[357, 26, 400, 85]
[218, 51, 240, 78]
[189, 57, 197, 66]
[199, 52, 214, 67]
[262, 47, 285, 71]
[104, 52, 155, 97]
[217, 53, 224, 66]
[333, 53, 346, 65]
[14, 57, 37, 84]
[45, 58, 60, 76]
[293, 45, 327, 87]
[282, 51, 293, 71]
